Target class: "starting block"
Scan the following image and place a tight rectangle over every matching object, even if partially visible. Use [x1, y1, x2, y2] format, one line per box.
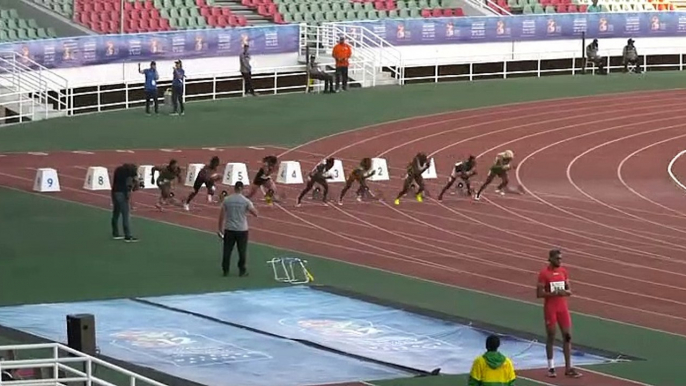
[324, 159, 345, 183]
[267, 257, 314, 284]
[422, 158, 438, 179]
[184, 163, 205, 187]
[33, 168, 60, 192]
[277, 161, 303, 184]
[222, 163, 249, 186]
[83, 166, 111, 190]
[137, 165, 159, 189]
[368, 158, 389, 181]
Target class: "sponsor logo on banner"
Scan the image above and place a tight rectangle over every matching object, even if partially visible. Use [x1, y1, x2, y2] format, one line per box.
[110, 328, 271, 367]
[281, 318, 450, 352]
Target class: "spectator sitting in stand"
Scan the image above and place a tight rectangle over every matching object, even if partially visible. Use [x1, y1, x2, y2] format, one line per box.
[623, 39, 641, 73]
[586, 0, 602, 12]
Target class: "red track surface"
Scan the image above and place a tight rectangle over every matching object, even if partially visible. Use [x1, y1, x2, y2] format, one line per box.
[4, 90, 686, 385]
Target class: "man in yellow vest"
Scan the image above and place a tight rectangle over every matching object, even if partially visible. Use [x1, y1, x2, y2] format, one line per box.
[468, 335, 517, 386]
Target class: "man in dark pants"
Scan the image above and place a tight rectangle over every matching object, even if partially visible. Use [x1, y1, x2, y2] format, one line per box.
[217, 181, 258, 277]
[623, 39, 641, 73]
[308, 55, 334, 93]
[240, 45, 256, 96]
[171, 60, 186, 115]
[138, 61, 159, 114]
[332, 36, 352, 92]
[111, 163, 140, 242]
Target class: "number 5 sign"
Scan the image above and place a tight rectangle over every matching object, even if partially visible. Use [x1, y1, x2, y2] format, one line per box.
[222, 163, 249, 186]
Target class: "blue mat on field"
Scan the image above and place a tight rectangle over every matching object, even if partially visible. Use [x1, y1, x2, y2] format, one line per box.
[143, 286, 613, 375]
[0, 299, 408, 386]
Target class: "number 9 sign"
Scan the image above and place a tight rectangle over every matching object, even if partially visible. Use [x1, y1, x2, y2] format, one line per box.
[47, 178, 53, 187]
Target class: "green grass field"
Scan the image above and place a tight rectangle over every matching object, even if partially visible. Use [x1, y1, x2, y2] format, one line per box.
[1, 73, 685, 386]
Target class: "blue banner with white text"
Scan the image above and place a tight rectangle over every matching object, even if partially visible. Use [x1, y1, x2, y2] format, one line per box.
[336, 12, 686, 46]
[0, 25, 299, 70]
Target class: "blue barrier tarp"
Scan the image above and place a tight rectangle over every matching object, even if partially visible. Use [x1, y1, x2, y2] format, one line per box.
[0, 299, 408, 386]
[144, 286, 613, 374]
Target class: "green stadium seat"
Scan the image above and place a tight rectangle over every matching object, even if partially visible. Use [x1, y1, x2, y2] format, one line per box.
[345, 10, 356, 19]
[169, 8, 180, 18]
[160, 8, 171, 19]
[335, 10, 345, 19]
[388, 9, 399, 17]
[297, 3, 308, 12]
[367, 10, 378, 19]
[364, 2, 374, 10]
[353, 2, 362, 11]
[534, 4, 544, 12]
[545, 4, 555, 12]
[163, 0, 173, 9]
[189, 7, 200, 17]
[37, 28, 48, 39]
[7, 29, 18, 41]
[47, 27, 56, 38]
[342, 2, 352, 10]
[0, 31, 8, 42]
[154, 0, 164, 9]
[179, 7, 190, 18]
[174, 0, 184, 8]
[0, 10, 10, 19]
[522, 4, 533, 13]
[398, 8, 409, 17]
[283, 12, 294, 23]
[324, 11, 335, 21]
[418, 0, 429, 8]
[330, 2, 341, 12]
[292, 12, 304, 22]
[287, 4, 297, 13]
[17, 29, 29, 41]
[9, 9, 18, 19]
[410, 8, 420, 16]
[187, 16, 198, 28]
[278, 4, 287, 14]
[28, 19, 39, 29]
[185, 0, 195, 6]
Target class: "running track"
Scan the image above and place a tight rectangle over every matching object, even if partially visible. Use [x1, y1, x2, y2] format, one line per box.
[3, 90, 686, 386]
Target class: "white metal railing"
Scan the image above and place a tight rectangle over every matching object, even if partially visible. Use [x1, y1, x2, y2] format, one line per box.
[400, 47, 686, 82]
[0, 343, 167, 386]
[303, 23, 404, 86]
[299, 24, 377, 87]
[0, 52, 70, 123]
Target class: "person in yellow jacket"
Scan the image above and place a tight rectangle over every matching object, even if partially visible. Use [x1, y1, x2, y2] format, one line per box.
[468, 335, 517, 386]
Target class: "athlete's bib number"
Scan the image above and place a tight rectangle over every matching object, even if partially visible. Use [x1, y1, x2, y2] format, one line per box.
[549, 281, 566, 293]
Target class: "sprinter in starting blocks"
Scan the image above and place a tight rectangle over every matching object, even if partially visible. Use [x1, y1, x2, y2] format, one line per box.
[267, 257, 314, 284]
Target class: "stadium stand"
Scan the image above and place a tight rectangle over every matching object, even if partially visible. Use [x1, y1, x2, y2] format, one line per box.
[489, 0, 675, 14]
[246, 0, 465, 24]
[0, 5, 57, 42]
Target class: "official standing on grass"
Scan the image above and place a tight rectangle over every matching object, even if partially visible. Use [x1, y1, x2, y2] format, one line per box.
[138, 61, 159, 114]
[171, 60, 186, 115]
[218, 181, 258, 277]
[240, 44, 256, 96]
[111, 163, 140, 243]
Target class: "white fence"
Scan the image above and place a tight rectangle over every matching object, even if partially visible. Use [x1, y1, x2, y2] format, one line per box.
[0, 52, 69, 123]
[399, 45, 686, 82]
[0, 343, 167, 386]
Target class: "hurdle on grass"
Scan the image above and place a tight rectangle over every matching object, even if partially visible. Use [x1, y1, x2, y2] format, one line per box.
[267, 257, 314, 284]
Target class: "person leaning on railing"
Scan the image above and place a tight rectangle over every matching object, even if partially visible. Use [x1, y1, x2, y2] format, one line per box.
[623, 39, 641, 73]
[239, 44, 257, 96]
[584, 39, 606, 75]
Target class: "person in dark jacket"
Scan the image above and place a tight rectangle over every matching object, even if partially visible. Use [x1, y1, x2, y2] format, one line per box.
[171, 59, 186, 115]
[308, 55, 334, 93]
[111, 163, 140, 242]
[468, 335, 517, 386]
[623, 38, 641, 73]
[584, 39, 606, 74]
[239, 44, 256, 96]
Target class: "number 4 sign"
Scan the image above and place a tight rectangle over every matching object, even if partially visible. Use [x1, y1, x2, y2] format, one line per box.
[276, 161, 303, 184]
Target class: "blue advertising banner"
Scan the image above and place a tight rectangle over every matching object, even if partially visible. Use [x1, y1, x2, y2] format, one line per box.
[0, 25, 299, 70]
[336, 12, 686, 46]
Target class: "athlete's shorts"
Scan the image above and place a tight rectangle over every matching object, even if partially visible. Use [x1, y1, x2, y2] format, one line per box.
[544, 306, 571, 329]
[193, 176, 215, 193]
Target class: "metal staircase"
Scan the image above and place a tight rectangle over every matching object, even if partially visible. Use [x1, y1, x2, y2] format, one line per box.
[0, 52, 70, 124]
[299, 23, 404, 88]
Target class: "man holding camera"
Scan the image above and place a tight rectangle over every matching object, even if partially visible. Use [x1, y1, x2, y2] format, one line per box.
[111, 163, 140, 242]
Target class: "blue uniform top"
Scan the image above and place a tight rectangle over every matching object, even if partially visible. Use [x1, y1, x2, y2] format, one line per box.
[172, 68, 185, 88]
[143, 68, 158, 90]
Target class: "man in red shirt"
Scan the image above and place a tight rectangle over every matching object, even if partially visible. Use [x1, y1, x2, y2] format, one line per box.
[536, 249, 582, 379]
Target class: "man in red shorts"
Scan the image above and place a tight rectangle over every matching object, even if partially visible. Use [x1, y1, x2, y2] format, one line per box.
[537, 249, 582, 379]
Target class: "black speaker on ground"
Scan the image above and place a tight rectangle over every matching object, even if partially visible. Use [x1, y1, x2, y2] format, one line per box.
[66, 314, 96, 355]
